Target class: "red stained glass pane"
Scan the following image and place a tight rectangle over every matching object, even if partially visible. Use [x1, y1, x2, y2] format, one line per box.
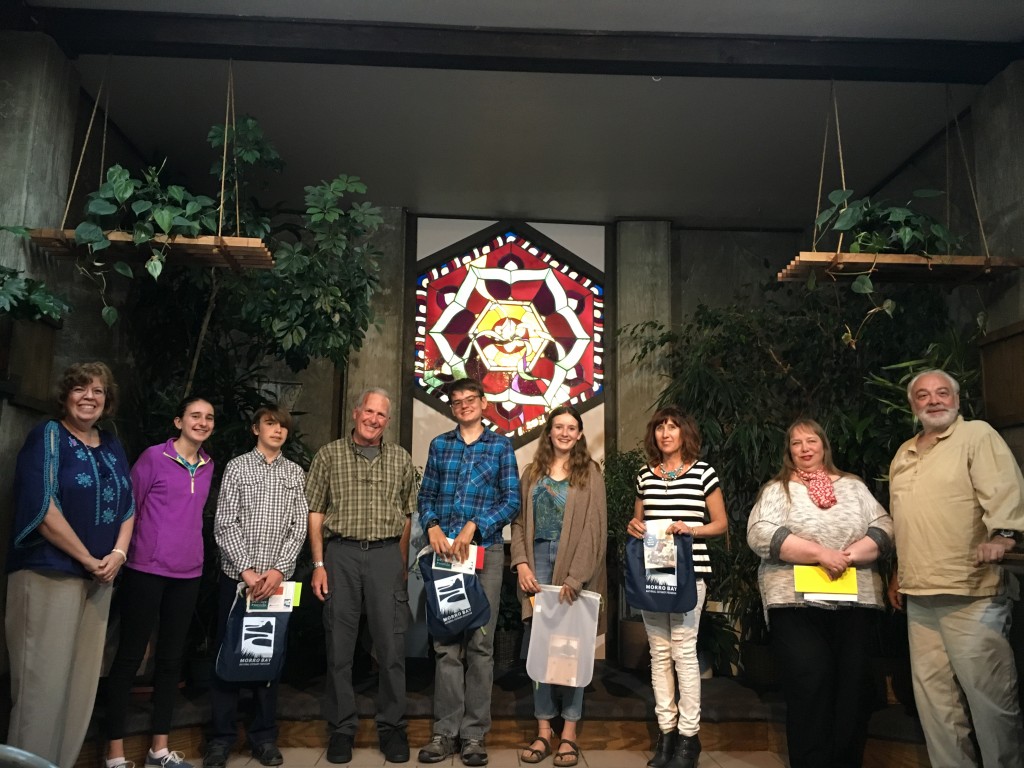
[415, 228, 604, 439]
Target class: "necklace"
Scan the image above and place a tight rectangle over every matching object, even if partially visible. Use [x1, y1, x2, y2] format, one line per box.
[659, 460, 690, 480]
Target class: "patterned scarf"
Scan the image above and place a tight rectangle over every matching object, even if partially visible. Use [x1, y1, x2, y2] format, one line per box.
[797, 468, 837, 509]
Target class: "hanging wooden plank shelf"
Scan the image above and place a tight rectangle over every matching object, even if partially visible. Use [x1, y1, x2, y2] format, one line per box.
[777, 251, 1019, 283]
[29, 228, 274, 271]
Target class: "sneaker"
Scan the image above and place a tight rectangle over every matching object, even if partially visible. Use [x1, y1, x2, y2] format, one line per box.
[146, 753, 194, 768]
[379, 730, 409, 763]
[460, 739, 488, 767]
[203, 743, 231, 768]
[106, 760, 135, 768]
[417, 735, 455, 764]
[326, 733, 353, 764]
[251, 743, 284, 767]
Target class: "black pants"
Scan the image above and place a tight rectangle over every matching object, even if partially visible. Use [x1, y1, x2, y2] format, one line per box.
[769, 606, 876, 768]
[208, 573, 280, 747]
[105, 567, 201, 738]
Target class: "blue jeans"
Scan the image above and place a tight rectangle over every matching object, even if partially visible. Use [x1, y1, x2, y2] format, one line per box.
[431, 543, 505, 740]
[530, 539, 584, 722]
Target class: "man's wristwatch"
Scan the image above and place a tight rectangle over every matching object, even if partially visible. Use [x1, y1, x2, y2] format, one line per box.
[426, 519, 441, 531]
[312, 561, 325, 569]
[993, 529, 1018, 542]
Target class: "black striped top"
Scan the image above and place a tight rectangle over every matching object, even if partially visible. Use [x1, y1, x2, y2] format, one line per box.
[635, 461, 720, 575]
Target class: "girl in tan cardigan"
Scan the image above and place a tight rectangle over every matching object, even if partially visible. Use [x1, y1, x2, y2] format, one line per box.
[511, 405, 607, 767]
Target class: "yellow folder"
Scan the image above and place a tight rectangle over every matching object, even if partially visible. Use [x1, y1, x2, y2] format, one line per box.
[793, 565, 857, 595]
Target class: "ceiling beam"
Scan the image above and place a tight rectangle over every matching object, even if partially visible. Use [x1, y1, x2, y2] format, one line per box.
[27, 8, 1024, 84]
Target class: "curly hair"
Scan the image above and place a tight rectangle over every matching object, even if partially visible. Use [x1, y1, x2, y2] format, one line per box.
[642, 405, 700, 464]
[56, 362, 118, 419]
[522, 405, 596, 488]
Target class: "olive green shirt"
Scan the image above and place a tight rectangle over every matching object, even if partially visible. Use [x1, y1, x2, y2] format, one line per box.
[305, 436, 417, 540]
[889, 416, 1024, 597]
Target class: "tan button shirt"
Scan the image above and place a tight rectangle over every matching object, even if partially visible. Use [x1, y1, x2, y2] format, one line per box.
[889, 416, 1024, 596]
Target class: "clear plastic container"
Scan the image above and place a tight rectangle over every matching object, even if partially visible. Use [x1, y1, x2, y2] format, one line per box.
[526, 585, 601, 688]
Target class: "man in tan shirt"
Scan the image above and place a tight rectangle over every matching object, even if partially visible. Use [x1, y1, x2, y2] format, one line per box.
[888, 369, 1024, 768]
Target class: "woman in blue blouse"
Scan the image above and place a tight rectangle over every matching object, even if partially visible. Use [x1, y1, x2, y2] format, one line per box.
[6, 362, 135, 768]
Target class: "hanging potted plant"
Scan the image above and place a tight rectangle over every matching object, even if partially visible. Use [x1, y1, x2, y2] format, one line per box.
[780, 87, 1016, 287]
[0, 259, 70, 409]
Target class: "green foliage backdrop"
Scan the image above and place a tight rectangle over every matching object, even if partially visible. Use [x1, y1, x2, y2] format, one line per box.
[625, 281, 982, 642]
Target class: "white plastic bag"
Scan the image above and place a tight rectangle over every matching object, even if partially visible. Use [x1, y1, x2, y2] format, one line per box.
[526, 585, 600, 688]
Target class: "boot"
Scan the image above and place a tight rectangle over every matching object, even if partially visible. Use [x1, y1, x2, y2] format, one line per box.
[646, 732, 677, 768]
[666, 734, 701, 768]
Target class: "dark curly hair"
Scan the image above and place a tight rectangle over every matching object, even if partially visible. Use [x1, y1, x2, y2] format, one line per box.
[56, 362, 118, 419]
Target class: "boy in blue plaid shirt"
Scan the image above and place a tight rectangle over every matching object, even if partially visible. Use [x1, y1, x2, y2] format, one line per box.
[417, 378, 520, 767]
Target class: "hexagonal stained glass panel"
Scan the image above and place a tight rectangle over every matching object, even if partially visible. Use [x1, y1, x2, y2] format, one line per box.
[415, 225, 604, 440]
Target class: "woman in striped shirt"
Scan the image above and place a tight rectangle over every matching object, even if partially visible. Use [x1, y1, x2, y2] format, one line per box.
[627, 406, 727, 768]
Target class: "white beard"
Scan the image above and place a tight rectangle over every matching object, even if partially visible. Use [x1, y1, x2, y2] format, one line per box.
[917, 407, 958, 432]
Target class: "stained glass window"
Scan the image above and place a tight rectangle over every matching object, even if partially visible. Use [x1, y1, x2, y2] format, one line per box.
[414, 222, 604, 441]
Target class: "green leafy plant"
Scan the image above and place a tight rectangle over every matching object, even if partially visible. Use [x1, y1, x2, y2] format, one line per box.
[814, 188, 964, 256]
[602, 448, 646, 568]
[232, 175, 383, 371]
[0, 260, 71, 323]
[696, 607, 740, 674]
[626, 281, 971, 652]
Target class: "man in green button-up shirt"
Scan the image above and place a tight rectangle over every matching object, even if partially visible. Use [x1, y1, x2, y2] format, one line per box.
[306, 388, 418, 765]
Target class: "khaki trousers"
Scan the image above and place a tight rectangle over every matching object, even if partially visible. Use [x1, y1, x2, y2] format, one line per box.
[6, 569, 113, 768]
[907, 593, 1024, 768]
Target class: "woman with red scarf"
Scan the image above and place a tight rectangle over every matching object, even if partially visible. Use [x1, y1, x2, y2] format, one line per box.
[747, 418, 893, 768]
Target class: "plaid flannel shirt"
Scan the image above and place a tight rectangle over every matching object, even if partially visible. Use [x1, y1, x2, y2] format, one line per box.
[418, 427, 520, 547]
[215, 448, 308, 579]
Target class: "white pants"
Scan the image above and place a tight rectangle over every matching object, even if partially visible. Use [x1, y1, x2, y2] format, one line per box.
[642, 580, 707, 736]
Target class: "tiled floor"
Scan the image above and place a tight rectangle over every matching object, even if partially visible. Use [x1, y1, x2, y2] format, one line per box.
[201, 746, 787, 768]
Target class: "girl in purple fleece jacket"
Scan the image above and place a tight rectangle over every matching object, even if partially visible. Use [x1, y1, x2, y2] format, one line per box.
[104, 396, 216, 768]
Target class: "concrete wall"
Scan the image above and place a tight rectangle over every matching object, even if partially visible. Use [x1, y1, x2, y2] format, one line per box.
[0, 30, 81, 724]
[613, 221, 672, 452]
[340, 207, 408, 443]
[673, 229, 801, 320]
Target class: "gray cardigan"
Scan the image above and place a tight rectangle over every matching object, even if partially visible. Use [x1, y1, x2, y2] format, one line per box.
[510, 461, 608, 635]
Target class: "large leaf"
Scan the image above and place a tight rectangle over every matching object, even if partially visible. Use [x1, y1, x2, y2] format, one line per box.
[851, 274, 874, 294]
[814, 208, 837, 228]
[74, 221, 107, 245]
[133, 221, 154, 245]
[832, 207, 862, 232]
[145, 254, 164, 280]
[101, 305, 118, 326]
[152, 206, 180, 234]
[827, 189, 854, 206]
[86, 197, 118, 216]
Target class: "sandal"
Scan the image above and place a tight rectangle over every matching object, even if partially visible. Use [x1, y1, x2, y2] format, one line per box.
[521, 735, 553, 764]
[554, 739, 580, 767]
